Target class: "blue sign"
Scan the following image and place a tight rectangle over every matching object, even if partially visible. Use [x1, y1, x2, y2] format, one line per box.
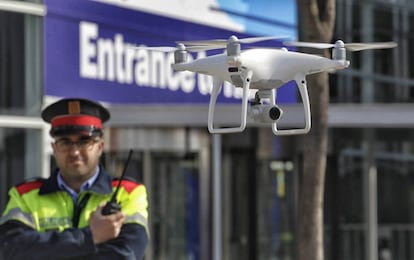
[44, 0, 297, 105]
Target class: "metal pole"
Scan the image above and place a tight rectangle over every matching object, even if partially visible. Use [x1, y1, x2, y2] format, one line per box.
[212, 134, 222, 260]
[363, 130, 378, 260]
[365, 164, 378, 260]
[360, 1, 377, 259]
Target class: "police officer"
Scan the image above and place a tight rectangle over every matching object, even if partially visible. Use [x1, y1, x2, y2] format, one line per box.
[0, 98, 149, 259]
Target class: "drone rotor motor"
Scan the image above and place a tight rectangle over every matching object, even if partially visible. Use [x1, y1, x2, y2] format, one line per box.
[226, 36, 241, 56]
[226, 36, 243, 80]
[174, 43, 188, 63]
[332, 40, 346, 61]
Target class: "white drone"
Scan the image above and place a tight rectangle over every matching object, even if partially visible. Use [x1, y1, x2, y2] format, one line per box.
[139, 35, 397, 135]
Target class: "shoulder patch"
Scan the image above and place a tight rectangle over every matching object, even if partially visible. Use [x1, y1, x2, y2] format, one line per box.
[16, 179, 44, 196]
[111, 179, 141, 194]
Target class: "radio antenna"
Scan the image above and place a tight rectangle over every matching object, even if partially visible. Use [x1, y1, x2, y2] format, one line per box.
[102, 149, 134, 215]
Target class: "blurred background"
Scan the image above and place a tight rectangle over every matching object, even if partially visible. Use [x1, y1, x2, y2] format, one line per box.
[0, 0, 411, 259]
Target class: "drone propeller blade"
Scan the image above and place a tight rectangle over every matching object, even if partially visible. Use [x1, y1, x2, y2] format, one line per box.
[344, 42, 397, 51]
[134, 46, 178, 52]
[186, 45, 226, 51]
[283, 41, 334, 49]
[179, 35, 287, 46]
[179, 39, 227, 46]
[284, 40, 398, 51]
[238, 35, 287, 44]
[134, 45, 222, 52]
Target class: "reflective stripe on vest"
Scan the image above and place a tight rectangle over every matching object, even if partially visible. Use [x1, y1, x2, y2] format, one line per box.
[0, 207, 36, 229]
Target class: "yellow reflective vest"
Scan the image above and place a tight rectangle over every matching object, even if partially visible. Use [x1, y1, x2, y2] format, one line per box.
[0, 167, 149, 259]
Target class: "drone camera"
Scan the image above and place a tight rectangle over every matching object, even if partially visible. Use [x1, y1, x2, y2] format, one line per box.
[268, 106, 282, 120]
[248, 104, 283, 124]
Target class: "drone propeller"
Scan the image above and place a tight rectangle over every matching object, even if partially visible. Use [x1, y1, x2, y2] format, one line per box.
[178, 35, 286, 47]
[340, 42, 397, 51]
[283, 40, 397, 51]
[134, 44, 223, 52]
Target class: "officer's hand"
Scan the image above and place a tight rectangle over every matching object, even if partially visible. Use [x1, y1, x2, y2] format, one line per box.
[89, 204, 125, 244]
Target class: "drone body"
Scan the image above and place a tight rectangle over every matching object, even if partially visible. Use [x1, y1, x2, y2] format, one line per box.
[139, 36, 396, 135]
[173, 48, 349, 90]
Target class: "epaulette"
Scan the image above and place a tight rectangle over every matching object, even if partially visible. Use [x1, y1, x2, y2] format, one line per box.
[111, 177, 141, 194]
[15, 177, 46, 196]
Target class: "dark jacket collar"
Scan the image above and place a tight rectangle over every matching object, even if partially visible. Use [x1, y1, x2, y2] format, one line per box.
[39, 165, 113, 195]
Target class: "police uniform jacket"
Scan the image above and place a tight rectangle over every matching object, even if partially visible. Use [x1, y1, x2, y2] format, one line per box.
[0, 166, 149, 260]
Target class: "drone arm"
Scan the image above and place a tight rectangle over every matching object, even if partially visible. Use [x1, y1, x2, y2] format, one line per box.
[208, 70, 252, 134]
[272, 73, 311, 135]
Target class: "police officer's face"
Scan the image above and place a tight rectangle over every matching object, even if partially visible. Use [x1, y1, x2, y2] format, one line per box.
[52, 134, 104, 182]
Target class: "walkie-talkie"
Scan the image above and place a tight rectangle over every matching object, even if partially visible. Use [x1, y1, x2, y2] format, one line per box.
[102, 149, 133, 215]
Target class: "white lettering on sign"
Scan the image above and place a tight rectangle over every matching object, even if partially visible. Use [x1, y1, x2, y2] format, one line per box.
[79, 21, 243, 99]
[79, 21, 98, 79]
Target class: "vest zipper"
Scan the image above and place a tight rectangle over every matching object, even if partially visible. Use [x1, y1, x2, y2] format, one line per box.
[72, 193, 91, 228]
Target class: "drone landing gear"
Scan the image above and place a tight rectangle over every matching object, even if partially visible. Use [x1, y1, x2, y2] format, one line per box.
[208, 70, 252, 134]
[207, 72, 311, 135]
[271, 74, 311, 135]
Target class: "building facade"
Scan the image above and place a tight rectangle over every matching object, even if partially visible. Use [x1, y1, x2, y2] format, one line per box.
[327, 0, 414, 259]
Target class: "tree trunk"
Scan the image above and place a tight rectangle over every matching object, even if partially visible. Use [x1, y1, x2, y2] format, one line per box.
[296, 1, 336, 260]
